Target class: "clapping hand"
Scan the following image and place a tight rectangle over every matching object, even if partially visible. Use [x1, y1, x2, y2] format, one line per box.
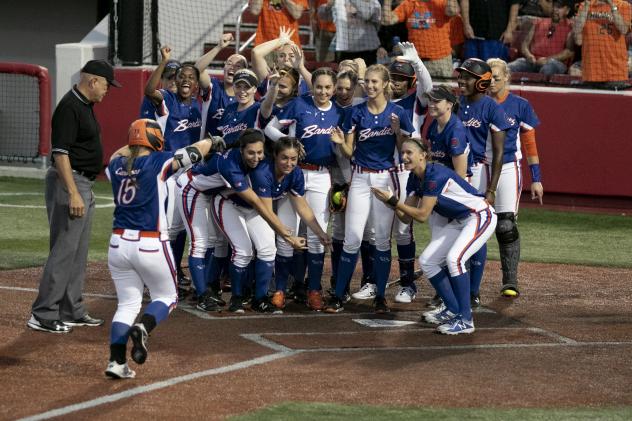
[371, 187, 394, 204]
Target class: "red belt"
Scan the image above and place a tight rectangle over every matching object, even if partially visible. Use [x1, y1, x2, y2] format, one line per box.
[299, 163, 323, 171]
[113, 229, 161, 238]
[353, 164, 392, 174]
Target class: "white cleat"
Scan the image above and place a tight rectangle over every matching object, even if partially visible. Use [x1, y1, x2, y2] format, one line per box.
[105, 361, 136, 379]
[394, 286, 416, 303]
[351, 283, 377, 300]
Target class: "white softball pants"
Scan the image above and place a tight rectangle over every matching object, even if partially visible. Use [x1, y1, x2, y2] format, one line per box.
[469, 161, 522, 214]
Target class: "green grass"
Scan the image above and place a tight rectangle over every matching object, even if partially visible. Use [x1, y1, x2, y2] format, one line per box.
[230, 402, 632, 421]
[1, 176, 631, 270]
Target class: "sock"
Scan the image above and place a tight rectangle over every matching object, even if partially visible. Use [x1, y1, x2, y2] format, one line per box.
[330, 239, 343, 287]
[275, 255, 293, 293]
[229, 264, 248, 299]
[188, 255, 207, 297]
[428, 270, 459, 314]
[255, 259, 274, 301]
[373, 249, 391, 298]
[110, 321, 130, 345]
[210, 255, 228, 291]
[292, 251, 307, 290]
[450, 272, 472, 321]
[469, 244, 487, 295]
[397, 241, 416, 290]
[203, 247, 214, 288]
[109, 343, 127, 364]
[307, 252, 325, 291]
[360, 241, 373, 285]
[171, 231, 187, 272]
[143, 301, 169, 326]
[335, 251, 359, 299]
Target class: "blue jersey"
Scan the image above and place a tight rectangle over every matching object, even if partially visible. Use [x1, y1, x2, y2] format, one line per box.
[428, 113, 469, 169]
[343, 101, 414, 170]
[155, 89, 205, 151]
[392, 92, 427, 137]
[139, 97, 156, 119]
[218, 101, 262, 147]
[107, 152, 174, 232]
[406, 163, 487, 220]
[188, 152, 228, 192]
[203, 77, 236, 137]
[497, 93, 540, 163]
[458, 95, 513, 165]
[250, 158, 305, 201]
[276, 96, 344, 166]
[217, 148, 256, 207]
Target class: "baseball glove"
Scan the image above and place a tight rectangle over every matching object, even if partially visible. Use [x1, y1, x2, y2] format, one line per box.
[329, 183, 349, 213]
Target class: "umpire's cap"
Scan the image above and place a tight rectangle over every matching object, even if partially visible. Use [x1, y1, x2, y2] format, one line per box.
[81, 59, 122, 87]
[456, 58, 492, 92]
[128, 119, 164, 151]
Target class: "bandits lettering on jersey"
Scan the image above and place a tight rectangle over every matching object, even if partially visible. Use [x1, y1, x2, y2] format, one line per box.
[174, 119, 202, 132]
[115, 168, 141, 176]
[462, 118, 482, 128]
[302, 124, 335, 138]
[219, 122, 249, 136]
[211, 108, 225, 120]
[358, 127, 395, 142]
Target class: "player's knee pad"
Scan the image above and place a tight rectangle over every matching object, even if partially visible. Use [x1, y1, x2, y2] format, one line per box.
[495, 212, 519, 244]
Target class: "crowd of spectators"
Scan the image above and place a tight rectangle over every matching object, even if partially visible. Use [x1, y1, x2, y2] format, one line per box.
[247, 0, 631, 87]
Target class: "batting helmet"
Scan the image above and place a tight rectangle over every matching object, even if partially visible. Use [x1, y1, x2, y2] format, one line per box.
[128, 119, 164, 151]
[456, 58, 492, 92]
[389, 60, 416, 85]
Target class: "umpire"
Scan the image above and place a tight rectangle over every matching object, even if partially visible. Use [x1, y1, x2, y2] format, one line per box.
[28, 60, 121, 333]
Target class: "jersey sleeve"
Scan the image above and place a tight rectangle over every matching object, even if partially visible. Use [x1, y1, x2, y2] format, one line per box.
[341, 106, 359, 134]
[422, 166, 446, 197]
[218, 154, 250, 192]
[488, 101, 513, 132]
[406, 172, 421, 197]
[155, 89, 174, 118]
[396, 105, 415, 136]
[250, 162, 273, 198]
[151, 152, 175, 181]
[518, 100, 540, 131]
[448, 122, 469, 156]
[275, 98, 299, 126]
[290, 167, 305, 196]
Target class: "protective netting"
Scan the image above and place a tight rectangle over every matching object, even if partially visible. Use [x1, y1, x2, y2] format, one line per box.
[0, 73, 40, 161]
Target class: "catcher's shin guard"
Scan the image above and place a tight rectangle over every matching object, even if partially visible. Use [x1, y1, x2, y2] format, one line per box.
[496, 213, 520, 290]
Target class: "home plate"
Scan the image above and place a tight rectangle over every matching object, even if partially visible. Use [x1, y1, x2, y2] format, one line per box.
[353, 319, 418, 328]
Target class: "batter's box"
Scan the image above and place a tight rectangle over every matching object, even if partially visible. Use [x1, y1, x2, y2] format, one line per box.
[259, 327, 562, 350]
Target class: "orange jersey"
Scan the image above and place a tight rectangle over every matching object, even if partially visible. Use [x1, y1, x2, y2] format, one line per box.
[254, 0, 308, 46]
[316, 0, 336, 32]
[580, 0, 631, 82]
[450, 14, 465, 47]
[394, 0, 453, 60]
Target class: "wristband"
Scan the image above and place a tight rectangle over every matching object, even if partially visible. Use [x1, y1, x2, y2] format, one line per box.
[529, 163, 542, 182]
[387, 195, 399, 207]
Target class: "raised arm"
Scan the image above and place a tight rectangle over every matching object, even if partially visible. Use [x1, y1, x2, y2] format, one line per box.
[260, 73, 280, 119]
[195, 33, 234, 89]
[396, 42, 433, 103]
[251, 26, 296, 80]
[283, 0, 306, 20]
[145, 46, 171, 106]
[446, 0, 460, 16]
[264, 116, 290, 142]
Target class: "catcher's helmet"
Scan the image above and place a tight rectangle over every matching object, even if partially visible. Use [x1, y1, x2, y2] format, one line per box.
[456, 58, 492, 92]
[128, 118, 164, 151]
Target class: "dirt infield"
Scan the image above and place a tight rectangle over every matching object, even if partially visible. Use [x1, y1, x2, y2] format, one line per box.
[1, 261, 631, 420]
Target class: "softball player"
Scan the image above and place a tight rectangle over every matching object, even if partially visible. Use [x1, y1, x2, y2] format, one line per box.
[195, 33, 248, 137]
[139, 59, 180, 119]
[250, 137, 332, 311]
[372, 138, 497, 335]
[455, 58, 512, 306]
[264, 67, 344, 310]
[210, 129, 306, 313]
[487, 58, 542, 297]
[145, 46, 207, 289]
[326, 64, 414, 314]
[387, 42, 434, 304]
[105, 119, 212, 379]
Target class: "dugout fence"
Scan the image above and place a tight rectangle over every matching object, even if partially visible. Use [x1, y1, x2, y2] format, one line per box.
[0, 62, 51, 167]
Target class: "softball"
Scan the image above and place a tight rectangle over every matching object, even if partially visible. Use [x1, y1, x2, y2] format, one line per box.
[332, 191, 343, 205]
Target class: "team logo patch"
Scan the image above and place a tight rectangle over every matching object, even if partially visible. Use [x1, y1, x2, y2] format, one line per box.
[426, 180, 437, 191]
[450, 138, 459, 147]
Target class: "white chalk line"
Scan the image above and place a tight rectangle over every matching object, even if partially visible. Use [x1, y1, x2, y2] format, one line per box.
[0, 285, 116, 300]
[0, 193, 113, 209]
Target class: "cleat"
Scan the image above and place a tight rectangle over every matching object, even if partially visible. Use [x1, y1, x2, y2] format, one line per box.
[471, 294, 481, 308]
[229, 296, 245, 313]
[341, 292, 352, 304]
[437, 318, 475, 335]
[129, 323, 148, 365]
[307, 290, 324, 311]
[421, 303, 446, 319]
[196, 294, 222, 312]
[351, 283, 376, 300]
[501, 286, 520, 297]
[105, 361, 136, 379]
[394, 286, 416, 303]
[426, 294, 443, 309]
[27, 314, 72, 334]
[374, 296, 390, 314]
[423, 307, 457, 325]
[251, 299, 274, 313]
[177, 269, 191, 287]
[324, 297, 344, 313]
[271, 291, 286, 310]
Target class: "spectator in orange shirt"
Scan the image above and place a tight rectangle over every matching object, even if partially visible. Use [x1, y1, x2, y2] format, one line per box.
[573, 0, 631, 84]
[249, 0, 308, 46]
[312, 0, 337, 62]
[382, 0, 461, 78]
[508, 0, 575, 75]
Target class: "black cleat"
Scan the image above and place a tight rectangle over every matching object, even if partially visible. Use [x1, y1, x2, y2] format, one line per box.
[374, 296, 390, 314]
[471, 294, 481, 308]
[324, 297, 344, 313]
[129, 323, 148, 365]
